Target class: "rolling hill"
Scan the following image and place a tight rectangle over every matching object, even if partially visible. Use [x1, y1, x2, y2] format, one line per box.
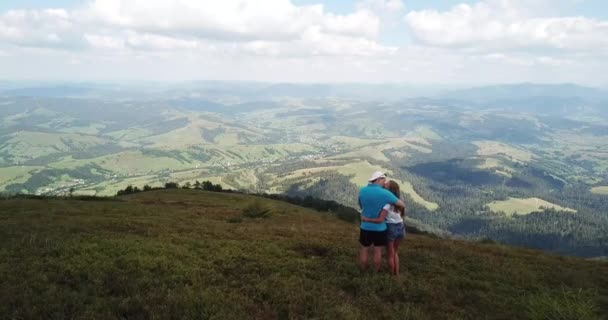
[1, 83, 607, 258]
[1, 190, 607, 319]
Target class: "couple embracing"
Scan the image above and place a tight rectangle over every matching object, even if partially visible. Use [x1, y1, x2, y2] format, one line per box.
[358, 171, 406, 275]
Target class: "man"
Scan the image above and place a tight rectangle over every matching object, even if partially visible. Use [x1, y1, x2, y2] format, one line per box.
[358, 171, 405, 272]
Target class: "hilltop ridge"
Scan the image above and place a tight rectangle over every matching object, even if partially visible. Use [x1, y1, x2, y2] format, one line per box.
[1, 189, 606, 319]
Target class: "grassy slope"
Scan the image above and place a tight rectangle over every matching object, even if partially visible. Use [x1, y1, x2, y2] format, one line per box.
[0, 166, 43, 191]
[487, 197, 577, 216]
[591, 186, 608, 195]
[0, 190, 606, 319]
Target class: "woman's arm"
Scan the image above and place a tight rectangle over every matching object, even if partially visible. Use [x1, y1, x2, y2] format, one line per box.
[361, 209, 388, 223]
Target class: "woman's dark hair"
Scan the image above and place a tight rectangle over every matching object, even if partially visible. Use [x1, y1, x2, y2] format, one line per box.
[387, 180, 405, 216]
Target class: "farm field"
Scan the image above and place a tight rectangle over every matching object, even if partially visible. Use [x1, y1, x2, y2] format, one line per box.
[487, 197, 577, 216]
[473, 141, 533, 163]
[591, 186, 608, 195]
[0, 166, 42, 191]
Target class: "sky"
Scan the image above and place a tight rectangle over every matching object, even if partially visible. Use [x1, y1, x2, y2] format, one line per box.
[0, 0, 607, 86]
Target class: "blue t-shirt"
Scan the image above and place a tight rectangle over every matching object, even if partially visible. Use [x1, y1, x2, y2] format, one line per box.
[358, 184, 399, 231]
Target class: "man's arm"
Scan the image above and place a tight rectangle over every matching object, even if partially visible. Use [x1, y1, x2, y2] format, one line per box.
[361, 209, 388, 223]
[384, 190, 404, 209]
[385, 190, 405, 214]
[394, 199, 405, 209]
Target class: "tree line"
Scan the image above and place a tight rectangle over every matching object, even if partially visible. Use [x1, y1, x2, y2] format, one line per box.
[116, 180, 224, 196]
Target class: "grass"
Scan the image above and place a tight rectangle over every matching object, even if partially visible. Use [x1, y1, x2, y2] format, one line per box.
[395, 180, 439, 211]
[0, 166, 42, 191]
[215, 132, 241, 145]
[104, 127, 153, 141]
[327, 136, 383, 149]
[224, 169, 260, 190]
[526, 288, 600, 320]
[57, 123, 106, 135]
[138, 117, 206, 149]
[49, 151, 193, 175]
[329, 138, 432, 162]
[337, 161, 397, 187]
[474, 140, 533, 163]
[410, 126, 442, 140]
[1, 131, 110, 163]
[476, 157, 514, 173]
[487, 197, 577, 216]
[591, 186, 608, 195]
[1, 190, 606, 319]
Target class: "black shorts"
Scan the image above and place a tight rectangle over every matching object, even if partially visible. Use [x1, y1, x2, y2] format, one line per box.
[359, 229, 388, 247]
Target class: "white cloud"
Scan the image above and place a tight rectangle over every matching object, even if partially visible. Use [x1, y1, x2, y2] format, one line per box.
[80, 0, 380, 41]
[357, 0, 404, 14]
[0, 9, 78, 48]
[0, 0, 391, 58]
[537, 56, 573, 67]
[356, 0, 404, 28]
[84, 34, 125, 49]
[0, 0, 607, 86]
[322, 9, 380, 39]
[125, 32, 201, 50]
[405, 0, 608, 52]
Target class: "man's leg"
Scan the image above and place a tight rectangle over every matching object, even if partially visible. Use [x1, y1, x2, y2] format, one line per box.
[373, 229, 388, 272]
[359, 229, 371, 272]
[359, 246, 369, 272]
[373, 246, 384, 272]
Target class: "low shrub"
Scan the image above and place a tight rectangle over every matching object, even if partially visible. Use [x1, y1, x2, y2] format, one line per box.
[335, 207, 359, 224]
[480, 238, 497, 244]
[242, 201, 271, 219]
[226, 216, 243, 224]
[293, 242, 332, 258]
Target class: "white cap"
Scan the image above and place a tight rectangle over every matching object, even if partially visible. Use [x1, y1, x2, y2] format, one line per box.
[368, 171, 387, 182]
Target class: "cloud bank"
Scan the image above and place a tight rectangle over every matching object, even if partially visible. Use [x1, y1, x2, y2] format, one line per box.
[0, 0, 606, 85]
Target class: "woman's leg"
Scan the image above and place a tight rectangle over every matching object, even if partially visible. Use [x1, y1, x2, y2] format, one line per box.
[387, 241, 396, 275]
[393, 239, 402, 276]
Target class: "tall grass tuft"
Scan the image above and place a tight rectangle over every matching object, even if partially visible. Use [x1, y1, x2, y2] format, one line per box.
[526, 288, 600, 320]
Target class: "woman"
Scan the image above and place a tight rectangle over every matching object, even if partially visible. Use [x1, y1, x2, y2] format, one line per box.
[361, 180, 405, 276]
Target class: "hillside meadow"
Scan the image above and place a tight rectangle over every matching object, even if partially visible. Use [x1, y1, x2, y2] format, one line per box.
[487, 197, 577, 216]
[592, 186, 608, 195]
[0, 190, 607, 319]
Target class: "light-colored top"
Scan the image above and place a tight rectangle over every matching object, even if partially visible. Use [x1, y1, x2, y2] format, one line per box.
[384, 204, 403, 224]
[358, 184, 399, 231]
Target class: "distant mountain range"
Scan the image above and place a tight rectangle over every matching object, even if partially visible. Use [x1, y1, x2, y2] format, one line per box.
[443, 83, 608, 101]
[2, 81, 607, 101]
